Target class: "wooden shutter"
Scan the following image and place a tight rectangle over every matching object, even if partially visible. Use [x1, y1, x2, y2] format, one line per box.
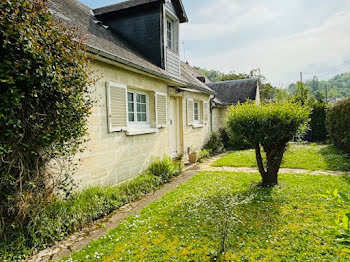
[187, 98, 194, 126]
[156, 92, 167, 128]
[106, 82, 128, 133]
[203, 101, 209, 124]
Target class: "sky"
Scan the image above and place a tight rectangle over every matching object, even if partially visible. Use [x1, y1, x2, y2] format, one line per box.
[80, 0, 350, 87]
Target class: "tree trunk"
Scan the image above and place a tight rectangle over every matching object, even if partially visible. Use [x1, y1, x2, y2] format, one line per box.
[254, 143, 267, 177]
[263, 146, 286, 186]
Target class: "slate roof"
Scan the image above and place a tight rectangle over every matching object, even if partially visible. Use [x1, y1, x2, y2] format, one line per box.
[47, 0, 212, 94]
[206, 79, 259, 106]
[94, 0, 188, 23]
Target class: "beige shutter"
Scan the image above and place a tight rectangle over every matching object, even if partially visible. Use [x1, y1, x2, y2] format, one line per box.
[156, 92, 167, 128]
[106, 82, 128, 132]
[203, 101, 209, 124]
[187, 98, 194, 126]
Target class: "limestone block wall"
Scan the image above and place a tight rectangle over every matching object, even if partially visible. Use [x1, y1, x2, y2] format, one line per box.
[181, 91, 211, 153]
[73, 59, 211, 189]
[212, 107, 228, 132]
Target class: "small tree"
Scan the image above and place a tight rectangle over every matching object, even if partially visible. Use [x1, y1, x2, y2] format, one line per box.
[0, 0, 92, 239]
[226, 102, 310, 186]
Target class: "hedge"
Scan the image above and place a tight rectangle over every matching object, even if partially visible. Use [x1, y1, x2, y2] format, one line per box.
[326, 98, 350, 153]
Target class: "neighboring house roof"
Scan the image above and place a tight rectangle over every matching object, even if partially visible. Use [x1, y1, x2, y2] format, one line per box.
[181, 62, 211, 88]
[94, 0, 188, 23]
[48, 0, 212, 94]
[181, 63, 211, 84]
[206, 79, 259, 106]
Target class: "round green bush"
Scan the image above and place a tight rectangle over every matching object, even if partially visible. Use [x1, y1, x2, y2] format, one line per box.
[326, 99, 350, 153]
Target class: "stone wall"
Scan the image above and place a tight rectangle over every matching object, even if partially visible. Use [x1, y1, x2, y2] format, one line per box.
[73, 59, 211, 188]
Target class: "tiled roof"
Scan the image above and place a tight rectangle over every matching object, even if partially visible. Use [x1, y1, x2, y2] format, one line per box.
[206, 79, 259, 106]
[48, 0, 211, 94]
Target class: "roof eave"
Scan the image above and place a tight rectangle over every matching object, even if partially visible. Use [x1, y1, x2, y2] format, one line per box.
[87, 45, 214, 95]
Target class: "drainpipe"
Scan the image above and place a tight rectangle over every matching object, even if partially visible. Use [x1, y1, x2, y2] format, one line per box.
[210, 94, 216, 132]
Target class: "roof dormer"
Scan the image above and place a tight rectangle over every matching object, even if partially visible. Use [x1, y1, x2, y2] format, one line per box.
[93, 0, 187, 77]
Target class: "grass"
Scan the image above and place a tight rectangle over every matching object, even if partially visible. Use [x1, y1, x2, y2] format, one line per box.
[65, 171, 350, 261]
[1, 173, 162, 261]
[213, 143, 350, 171]
[1, 156, 183, 261]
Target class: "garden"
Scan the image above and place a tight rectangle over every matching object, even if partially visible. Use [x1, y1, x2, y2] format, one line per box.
[65, 170, 350, 261]
[1, 1, 350, 261]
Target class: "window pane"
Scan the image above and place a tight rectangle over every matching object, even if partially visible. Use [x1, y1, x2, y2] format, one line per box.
[137, 113, 142, 122]
[128, 113, 134, 122]
[167, 20, 172, 49]
[141, 104, 146, 113]
[128, 102, 134, 112]
[137, 103, 141, 112]
[136, 94, 141, 103]
[141, 94, 146, 103]
[142, 113, 147, 122]
[128, 92, 133, 102]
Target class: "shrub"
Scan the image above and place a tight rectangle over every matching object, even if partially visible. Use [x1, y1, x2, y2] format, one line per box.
[0, 0, 92, 253]
[0, 173, 160, 261]
[219, 128, 252, 150]
[326, 99, 350, 153]
[226, 102, 310, 186]
[305, 101, 328, 142]
[148, 155, 184, 183]
[198, 149, 212, 162]
[204, 132, 223, 154]
[321, 189, 350, 246]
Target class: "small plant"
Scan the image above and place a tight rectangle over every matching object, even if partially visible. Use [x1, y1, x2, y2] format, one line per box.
[148, 155, 183, 183]
[204, 132, 223, 154]
[319, 189, 350, 245]
[198, 149, 212, 162]
[174, 153, 184, 162]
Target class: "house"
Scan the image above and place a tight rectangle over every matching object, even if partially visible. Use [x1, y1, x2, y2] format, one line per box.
[206, 79, 261, 131]
[48, 0, 260, 188]
[49, 0, 215, 188]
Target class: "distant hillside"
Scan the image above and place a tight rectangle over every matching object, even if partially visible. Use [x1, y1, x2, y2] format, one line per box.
[289, 72, 350, 99]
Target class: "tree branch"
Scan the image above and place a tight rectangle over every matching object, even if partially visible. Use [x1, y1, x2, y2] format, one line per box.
[255, 143, 267, 176]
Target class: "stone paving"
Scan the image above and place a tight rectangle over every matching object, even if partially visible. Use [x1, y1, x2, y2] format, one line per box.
[26, 153, 349, 261]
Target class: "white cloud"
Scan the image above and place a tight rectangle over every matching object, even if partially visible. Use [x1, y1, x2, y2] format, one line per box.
[185, 4, 350, 85]
[183, 0, 350, 83]
[183, 1, 279, 41]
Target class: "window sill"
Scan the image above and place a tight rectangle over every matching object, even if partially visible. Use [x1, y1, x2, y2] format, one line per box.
[192, 123, 205, 129]
[126, 128, 158, 136]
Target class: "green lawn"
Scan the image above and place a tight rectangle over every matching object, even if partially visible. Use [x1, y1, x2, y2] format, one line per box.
[213, 144, 350, 171]
[65, 171, 350, 262]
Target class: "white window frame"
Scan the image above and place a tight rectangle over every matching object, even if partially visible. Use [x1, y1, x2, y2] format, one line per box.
[193, 101, 200, 124]
[165, 14, 179, 53]
[127, 90, 151, 129]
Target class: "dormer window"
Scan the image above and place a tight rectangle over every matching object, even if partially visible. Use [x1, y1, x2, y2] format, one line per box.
[167, 20, 173, 49]
[166, 16, 178, 53]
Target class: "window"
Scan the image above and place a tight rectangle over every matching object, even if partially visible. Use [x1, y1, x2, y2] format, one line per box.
[167, 20, 173, 50]
[194, 102, 200, 122]
[166, 17, 177, 52]
[128, 91, 148, 124]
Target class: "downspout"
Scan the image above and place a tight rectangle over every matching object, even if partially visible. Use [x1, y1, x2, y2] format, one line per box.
[210, 94, 216, 132]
